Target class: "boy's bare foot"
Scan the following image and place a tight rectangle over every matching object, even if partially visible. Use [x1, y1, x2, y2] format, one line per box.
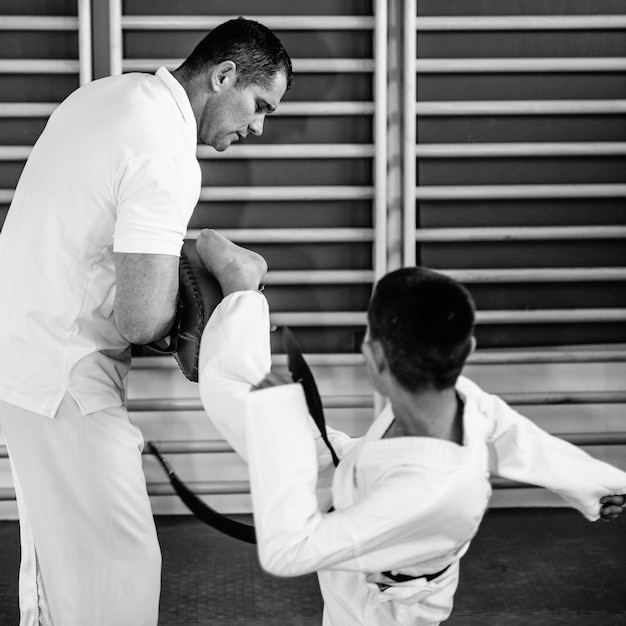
[195, 229, 268, 296]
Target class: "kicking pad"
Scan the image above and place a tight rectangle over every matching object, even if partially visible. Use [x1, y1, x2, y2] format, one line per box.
[143, 239, 223, 382]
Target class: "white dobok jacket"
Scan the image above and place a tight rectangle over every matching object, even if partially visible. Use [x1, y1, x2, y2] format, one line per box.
[199, 290, 626, 626]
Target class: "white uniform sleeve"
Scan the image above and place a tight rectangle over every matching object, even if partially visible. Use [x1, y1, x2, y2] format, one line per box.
[198, 290, 355, 469]
[245, 386, 464, 578]
[113, 152, 200, 256]
[198, 291, 272, 461]
[481, 387, 626, 520]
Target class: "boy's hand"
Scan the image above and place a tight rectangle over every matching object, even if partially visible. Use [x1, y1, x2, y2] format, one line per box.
[599, 494, 626, 521]
[252, 371, 293, 391]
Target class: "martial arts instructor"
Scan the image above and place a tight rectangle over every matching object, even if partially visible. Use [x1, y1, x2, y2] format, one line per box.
[0, 17, 291, 626]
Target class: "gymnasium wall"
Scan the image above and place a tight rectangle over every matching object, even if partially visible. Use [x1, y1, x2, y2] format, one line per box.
[0, 0, 624, 517]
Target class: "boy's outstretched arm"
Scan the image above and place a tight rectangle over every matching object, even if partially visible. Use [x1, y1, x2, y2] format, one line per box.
[463, 376, 626, 521]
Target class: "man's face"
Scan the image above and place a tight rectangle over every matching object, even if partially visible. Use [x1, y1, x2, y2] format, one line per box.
[198, 70, 288, 151]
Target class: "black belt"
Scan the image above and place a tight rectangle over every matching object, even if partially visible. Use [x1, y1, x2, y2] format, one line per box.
[378, 564, 451, 590]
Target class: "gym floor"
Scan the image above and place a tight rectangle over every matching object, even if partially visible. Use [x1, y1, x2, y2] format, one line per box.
[0, 508, 624, 625]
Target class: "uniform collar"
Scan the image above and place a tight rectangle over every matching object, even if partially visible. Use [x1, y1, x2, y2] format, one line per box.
[155, 66, 197, 148]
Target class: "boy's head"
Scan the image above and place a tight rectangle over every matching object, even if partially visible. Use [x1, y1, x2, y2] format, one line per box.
[364, 267, 476, 394]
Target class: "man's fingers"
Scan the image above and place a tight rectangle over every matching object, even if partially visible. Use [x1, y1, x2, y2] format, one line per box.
[600, 503, 625, 521]
[600, 494, 626, 506]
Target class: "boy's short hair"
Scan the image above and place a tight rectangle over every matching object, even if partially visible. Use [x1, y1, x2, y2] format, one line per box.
[179, 17, 293, 90]
[367, 267, 475, 392]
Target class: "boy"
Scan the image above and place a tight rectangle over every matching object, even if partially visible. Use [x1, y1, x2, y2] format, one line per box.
[196, 229, 626, 626]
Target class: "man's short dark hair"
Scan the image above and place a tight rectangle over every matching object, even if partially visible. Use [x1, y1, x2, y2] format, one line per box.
[179, 16, 293, 90]
[367, 267, 476, 392]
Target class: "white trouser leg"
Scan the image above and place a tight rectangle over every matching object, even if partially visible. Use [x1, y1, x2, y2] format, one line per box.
[0, 394, 161, 626]
[9, 462, 53, 626]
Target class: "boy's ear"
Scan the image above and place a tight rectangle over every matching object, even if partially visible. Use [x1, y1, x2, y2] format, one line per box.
[469, 336, 477, 355]
[361, 339, 387, 374]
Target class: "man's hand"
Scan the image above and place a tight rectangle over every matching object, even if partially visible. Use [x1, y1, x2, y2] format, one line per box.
[599, 494, 626, 521]
[252, 371, 293, 391]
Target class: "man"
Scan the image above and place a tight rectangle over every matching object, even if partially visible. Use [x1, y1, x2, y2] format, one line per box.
[0, 18, 291, 626]
[195, 229, 626, 626]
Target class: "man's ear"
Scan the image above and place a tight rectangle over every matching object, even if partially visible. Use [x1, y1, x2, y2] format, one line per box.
[210, 60, 237, 91]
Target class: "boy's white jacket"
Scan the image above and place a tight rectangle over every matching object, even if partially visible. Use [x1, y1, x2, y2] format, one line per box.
[244, 376, 626, 579]
[199, 291, 626, 581]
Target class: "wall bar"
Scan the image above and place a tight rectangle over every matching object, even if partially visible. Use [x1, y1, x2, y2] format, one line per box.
[0, 147, 32, 160]
[0, 103, 57, 117]
[416, 100, 626, 116]
[196, 144, 376, 159]
[277, 102, 375, 116]
[0, 97, 313, 120]
[267, 309, 626, 326]
[270, 312, 366, 326]
[109, 0, 123, 75]
[477, 309, 626, 324]
[130, 349, 626, 369]
[500, 392, 626, 406]
[0, 60, 81, 73]
[147, 482, 250, 496]
[468, 349, 626, 365]
[446, 268, 626, 283]
[414, 226, 626, 242]
[0, 144, 376, 161]
[415, 58, 626, 73]
[109, 390, 626, 415]
[198, 186, 375, 201]
[7, 188, 358, 204]
[416, 142, 626, 158]
[130, 354, 366, 369]
[133, 392, 626, 411]
[126, 395, 373, 413]
[554, 433, 626, 445]
[186, 228, 374, 243]
[123, 58, 375, 73]
[2, 430, 626, 461]
[134, 392, 624, 411]
[413, 184, 626, 200]
[0, 16, 79, 29]
[120, 15, 376, 30]
[78, 0, 92, 84]
[266, 270, 374, 284]
[415, 16, 626, 31]
[403, 0, 417, 267]
[133, 430, 626, 457]
[373, 0, 388, 281]
[145, 441, 233, 454]
[0, 467, 622, 501]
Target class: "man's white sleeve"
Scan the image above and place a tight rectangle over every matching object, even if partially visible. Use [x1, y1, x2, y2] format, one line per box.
[113, 152, 200, 256]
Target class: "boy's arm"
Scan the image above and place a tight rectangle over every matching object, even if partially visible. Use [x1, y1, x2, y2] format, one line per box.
[482, 387, 626, 521]
[251, 372, 358, 512]
[198, 290, 353, 510]
[245, 383, 466, 578]
[198, 291, 272, 461]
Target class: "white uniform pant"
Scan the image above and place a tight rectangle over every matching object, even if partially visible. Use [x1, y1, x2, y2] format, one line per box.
[0, 393, 161, 626]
